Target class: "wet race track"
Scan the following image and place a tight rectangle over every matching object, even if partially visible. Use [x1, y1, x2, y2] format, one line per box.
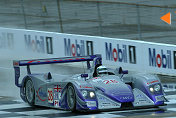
[0, 91, 176, 118]
[1, 60, 176, 118]
[0, 88, 176, 118]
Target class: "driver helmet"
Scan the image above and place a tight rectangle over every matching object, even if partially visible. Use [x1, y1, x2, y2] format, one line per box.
[97, 66, 108, 75]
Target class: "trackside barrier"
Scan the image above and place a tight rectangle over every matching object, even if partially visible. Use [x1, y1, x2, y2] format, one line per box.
[163, 84, 176, 92]
[1, 27, 176, 76]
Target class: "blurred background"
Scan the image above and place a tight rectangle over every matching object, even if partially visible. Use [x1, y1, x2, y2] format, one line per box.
[0, 0, 176, 44]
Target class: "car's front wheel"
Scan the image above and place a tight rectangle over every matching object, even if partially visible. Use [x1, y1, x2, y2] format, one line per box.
[25, 78, 35, 106]
[67, 84, 76, 112]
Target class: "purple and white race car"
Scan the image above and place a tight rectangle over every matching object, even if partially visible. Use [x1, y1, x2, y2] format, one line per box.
[13, 54, 166, 112]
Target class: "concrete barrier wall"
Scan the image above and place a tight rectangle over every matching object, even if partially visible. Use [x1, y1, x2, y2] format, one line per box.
[1, 27, 176, 76]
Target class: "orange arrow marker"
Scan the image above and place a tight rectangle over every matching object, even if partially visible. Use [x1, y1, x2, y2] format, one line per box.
[160, 12, 171, 25]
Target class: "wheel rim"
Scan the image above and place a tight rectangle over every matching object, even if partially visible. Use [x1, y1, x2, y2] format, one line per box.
[67, 86, 75, 109]
[26, 80, 34, 103]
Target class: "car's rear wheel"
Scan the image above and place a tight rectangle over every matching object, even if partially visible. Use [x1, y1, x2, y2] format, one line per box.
[67, 84, 76, 112]
[25, 78, 35, 106]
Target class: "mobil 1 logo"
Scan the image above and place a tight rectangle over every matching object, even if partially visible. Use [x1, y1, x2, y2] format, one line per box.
[46, 37, 53, 54]
[148, 48, 176, 69]
[105, 42, 136, 64]
[64, 38, 94, 56]
[129, 46, 136, 64]
[24, 35, 53, 54]
[86, 41, 94, 55]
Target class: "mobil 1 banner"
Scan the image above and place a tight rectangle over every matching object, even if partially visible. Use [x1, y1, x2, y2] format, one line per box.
[100, 39, 139, 70]
[62, 36, 139, 70]
[63, 38, 94, 57]
[145, 43, 176, 75]
[24, 34, 53, 54]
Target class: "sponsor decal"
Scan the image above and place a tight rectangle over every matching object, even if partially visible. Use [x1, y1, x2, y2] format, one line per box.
[98, 95, 120, 108]
[92, 77, 101, 80]
[138, 99, 147, 102]
[155, 95, 164, 101]
[54, 92, 61, 100]
[136, 94, 144, 99]
[86, 101, 96, 107]
[13, 62, 19, 67]
[54, 100, 60, 107]
[147, 80, 159, 85]
[120, 96, 133, 100]
[92, 78, 118, 84]
[53, 85, 62, 101]
[92, 77, 103, 83]
[48, 88, 53, 103]
[98, 96, 105, 101]
[105, 42, 136, 64]
[24, 34, 53, 54]
[64, 38, 93, 56]
[54, 85, 62, 92]
[80, 86, 93, 88]
[0, 32, 14, 49]
[103, 80, 119, 84]
[37, 87, 47, 101]
[149, 48, 173, 69]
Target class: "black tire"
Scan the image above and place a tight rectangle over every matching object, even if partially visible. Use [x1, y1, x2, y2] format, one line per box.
[25, 78, 35, 106]
[67, 84, 76, 112]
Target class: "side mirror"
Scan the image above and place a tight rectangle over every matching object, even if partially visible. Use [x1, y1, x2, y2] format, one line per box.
[117, 67, 128, 74]
[122, 70, 128, 74]
[81, 74, 88, 78]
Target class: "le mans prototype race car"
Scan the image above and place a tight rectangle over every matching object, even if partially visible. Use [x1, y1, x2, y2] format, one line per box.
[13, 55, 166, 112]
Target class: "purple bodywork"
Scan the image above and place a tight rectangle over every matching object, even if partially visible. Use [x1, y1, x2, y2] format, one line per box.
[13, 54, 165, 111]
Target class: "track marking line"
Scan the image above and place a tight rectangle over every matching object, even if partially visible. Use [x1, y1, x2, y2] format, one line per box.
[167, 108, 176, 112]
[17, 109, 68, 115]
[0, 111, 11, 114]
[0, 103, 30, 110]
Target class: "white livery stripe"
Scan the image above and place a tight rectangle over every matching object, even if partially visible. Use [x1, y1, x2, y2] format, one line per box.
[17, 109, 67, 116]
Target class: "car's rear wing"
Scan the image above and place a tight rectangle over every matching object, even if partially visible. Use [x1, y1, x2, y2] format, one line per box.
[13, 54, 102, 87]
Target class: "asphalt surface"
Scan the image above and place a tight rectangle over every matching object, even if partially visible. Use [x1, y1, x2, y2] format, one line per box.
[0, 93, 176, 118]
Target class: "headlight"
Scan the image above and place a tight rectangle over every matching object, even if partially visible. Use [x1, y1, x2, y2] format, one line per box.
[150, 87, 154, 92]
[154, 84, 160, 92]
[82, 90, 88, 97]
[90, 92, 95, 98]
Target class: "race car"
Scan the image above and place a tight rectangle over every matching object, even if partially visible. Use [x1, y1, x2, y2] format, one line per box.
[13, 54, 166, 112]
